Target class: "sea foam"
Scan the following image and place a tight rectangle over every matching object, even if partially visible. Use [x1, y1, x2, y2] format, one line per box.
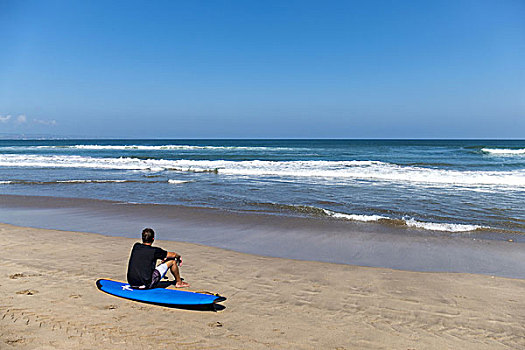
[324, 209, 484, 232]
[167, 179, 191, 184]
[0, 155, 523, 188]
[404, 218, 485, 232]
[322, 209, 388, 222]
[481, 148, 525, 155]
[32, 144, 296, 151]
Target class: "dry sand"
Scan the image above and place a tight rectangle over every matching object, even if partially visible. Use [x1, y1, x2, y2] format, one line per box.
[1, 223, 524, 349]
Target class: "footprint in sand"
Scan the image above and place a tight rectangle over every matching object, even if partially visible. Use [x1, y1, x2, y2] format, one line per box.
[16, 289, 38, 295]
[9, 272, 41, 279]
[5, 337, 25, 345]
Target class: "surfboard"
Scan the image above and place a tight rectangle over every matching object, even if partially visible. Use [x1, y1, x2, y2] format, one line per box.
[96, 279, 225, 306]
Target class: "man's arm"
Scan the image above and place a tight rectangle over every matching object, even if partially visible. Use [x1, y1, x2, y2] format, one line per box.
[165, 251, 180, 260]
[162, 251, 182, 266]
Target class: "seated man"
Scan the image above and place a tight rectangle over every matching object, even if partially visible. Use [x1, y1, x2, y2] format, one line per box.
[127, 228, 190, 289]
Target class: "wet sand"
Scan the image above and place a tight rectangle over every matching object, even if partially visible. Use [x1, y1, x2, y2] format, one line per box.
[1, 223, 524, 349]
[1, 194, 524, 278]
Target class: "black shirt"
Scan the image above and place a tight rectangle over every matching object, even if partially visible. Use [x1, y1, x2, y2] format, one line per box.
[127, 243, 168, 286]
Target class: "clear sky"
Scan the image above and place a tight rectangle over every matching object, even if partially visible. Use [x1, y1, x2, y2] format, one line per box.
[1, 0, 524, 138]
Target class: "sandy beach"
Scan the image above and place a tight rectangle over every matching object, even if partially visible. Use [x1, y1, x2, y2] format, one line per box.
[3, 0, 524, 348]
[1, 223, 524, 349]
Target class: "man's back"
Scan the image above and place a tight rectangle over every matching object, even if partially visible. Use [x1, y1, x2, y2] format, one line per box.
[127, 242, 167, 286]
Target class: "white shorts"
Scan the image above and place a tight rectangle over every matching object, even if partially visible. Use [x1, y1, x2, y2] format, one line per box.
[155, 262, 169, 278]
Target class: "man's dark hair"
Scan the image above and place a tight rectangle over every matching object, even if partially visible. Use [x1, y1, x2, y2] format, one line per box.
[142, 228, 155, 243]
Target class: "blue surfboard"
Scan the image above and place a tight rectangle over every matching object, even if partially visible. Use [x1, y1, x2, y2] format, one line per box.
[96, 279, 225, 306]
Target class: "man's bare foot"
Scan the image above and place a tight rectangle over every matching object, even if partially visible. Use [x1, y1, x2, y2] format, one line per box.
[175, 281, 190, 288]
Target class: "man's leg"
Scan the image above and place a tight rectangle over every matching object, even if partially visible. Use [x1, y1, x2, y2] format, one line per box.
[165, 260, 189, 288]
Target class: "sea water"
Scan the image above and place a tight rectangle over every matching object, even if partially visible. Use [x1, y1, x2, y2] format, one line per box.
[0, 139, 524, 235]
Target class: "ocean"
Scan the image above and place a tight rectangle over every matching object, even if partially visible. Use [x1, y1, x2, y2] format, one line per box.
[1, 139, 524, 235]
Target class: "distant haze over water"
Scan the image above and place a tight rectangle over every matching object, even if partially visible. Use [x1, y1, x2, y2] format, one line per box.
[0, 139, 524, 234]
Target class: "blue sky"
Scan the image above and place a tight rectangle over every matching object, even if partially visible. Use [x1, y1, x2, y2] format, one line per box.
[1, 0, 524, 138]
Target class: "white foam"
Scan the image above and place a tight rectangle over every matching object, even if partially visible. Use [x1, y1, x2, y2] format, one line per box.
[404, 218, 484, 232]
[0, 155, 523, 188]
[168, 179, 191, 184]
[0, 181, 13, 184]
[323, 209, 484, 232]
[481, 148, 525, 155]
[323, 209, 388, 222]
[33, 144, 295, 151]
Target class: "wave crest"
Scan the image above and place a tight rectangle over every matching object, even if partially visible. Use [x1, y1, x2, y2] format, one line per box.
[0, 155, 523, 188]
[32, 144, 296, 151]
[250, 204, 485, 232]
[325, 209, 484, 232]
[404, 218, 485, 232]
[481, 148, 525, 155]
[322, 209, 388, 222]
[167, 179, 191, 184]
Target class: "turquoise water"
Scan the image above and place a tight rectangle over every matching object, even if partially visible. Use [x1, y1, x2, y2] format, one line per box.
[0, 139, 524, 234]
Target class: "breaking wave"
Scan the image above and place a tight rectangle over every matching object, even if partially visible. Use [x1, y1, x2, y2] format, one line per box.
[248, 203, 486, 232]
[403, 218, 486, 232]
[31, 144, 297, 151]
[0, 154, 523, 188]
[481, 148, 525, 155]
[324, 209, 485, 232]
[167, 179, 192, 184]
[322, 209, 389, 222]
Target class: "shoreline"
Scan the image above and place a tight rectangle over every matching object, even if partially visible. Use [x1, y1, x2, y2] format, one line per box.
[1, 222, 524, 349]
[1, 194, 525, 278]
[1, 193, 522, 240]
